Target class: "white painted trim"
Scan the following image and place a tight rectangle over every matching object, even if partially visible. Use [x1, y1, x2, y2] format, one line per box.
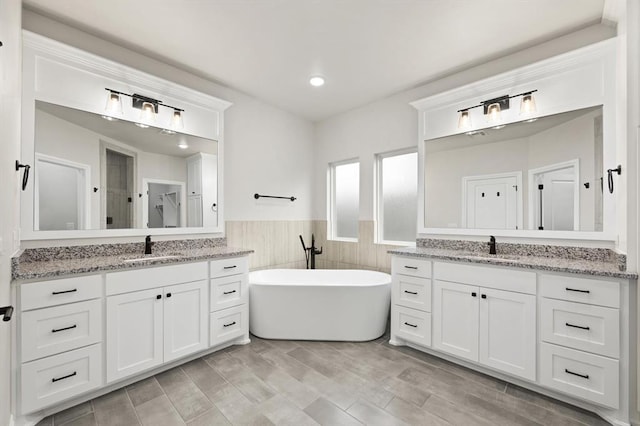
[527, 159, 580, 231]
[34, 153, 91, 231]
[142, 178, 187, 229]
[460, 170, 523, 230]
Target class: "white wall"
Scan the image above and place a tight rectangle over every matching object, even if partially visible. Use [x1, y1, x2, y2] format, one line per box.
[0, 2, 21, 424]
[22, 9, 315, 245]
[313, 25, 616, 224]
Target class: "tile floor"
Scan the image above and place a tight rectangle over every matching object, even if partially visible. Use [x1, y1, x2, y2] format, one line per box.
[37, 335, 611, 426]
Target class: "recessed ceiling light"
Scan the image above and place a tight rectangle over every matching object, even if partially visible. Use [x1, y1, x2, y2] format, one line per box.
[178, 141, 189, 149]
[309, 76, 325, 87]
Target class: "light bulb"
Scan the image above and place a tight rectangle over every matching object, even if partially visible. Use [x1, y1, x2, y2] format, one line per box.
[520, 93, 537, 115]
[140, 101, 156, 123]
[309, 76, 325, 87]
[458, 110, 471, 130]
[171, 110, 184, 131]
[103, 91, 122, 119]
[487, 103, 501, 123]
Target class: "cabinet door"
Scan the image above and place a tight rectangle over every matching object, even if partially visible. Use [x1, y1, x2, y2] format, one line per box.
[106, 289, 163, 383]
[164, 280, 208, 362]
[433, 280, 479, 362]
[187, 158, 202, 195]
[479, 287, 536, 381]
[187, 195, 203, 227]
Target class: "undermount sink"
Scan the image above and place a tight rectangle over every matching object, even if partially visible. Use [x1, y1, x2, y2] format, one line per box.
[123, 254, 182, 263]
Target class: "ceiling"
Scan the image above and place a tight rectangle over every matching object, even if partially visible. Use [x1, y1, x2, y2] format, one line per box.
[24, 0, 607, 122]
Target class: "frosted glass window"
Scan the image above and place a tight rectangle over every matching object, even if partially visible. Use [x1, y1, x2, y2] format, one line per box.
[379, 151, 417, 242]
[331, 161, 359, 239]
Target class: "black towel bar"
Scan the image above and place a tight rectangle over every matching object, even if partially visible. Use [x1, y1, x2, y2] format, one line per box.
[254, 193, 296, 202]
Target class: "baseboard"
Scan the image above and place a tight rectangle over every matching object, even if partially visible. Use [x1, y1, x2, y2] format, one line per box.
[8, 414, 15, 426]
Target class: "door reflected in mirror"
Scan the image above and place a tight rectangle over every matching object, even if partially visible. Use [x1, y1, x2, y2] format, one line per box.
[34, 101, 218, 231]
[424, 106, 603, 232]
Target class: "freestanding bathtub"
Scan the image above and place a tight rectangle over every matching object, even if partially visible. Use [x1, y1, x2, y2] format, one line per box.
[249, 269, 391, 341]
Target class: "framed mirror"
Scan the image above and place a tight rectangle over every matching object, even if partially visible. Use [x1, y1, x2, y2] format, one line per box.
[29, 100, 219, 236]
[422, 106, 614, 237]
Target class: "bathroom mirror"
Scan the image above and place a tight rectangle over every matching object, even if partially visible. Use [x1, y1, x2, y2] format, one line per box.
[33, 101, 219, 232]
[424, 106, 603, 232]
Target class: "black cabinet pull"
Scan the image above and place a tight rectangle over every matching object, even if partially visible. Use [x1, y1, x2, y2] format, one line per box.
[223, 321, 236, 328]
[404, 322, 418, 328]
[166, 293, 172, 298]
[404, 265, 418, 270]
[223, 265, 237, 270]
[403, 290, 418, 295]
[156, 295, 162, 300]
[481, 294, 487, 299]
[564, 369, 589, 379]
[565, 322, 590, 330]
[52, 289, 77, 295]
[565, 288, 590, 294]
[223, 290, 237, 295]
[52, 324, 77, 333]
[52, 371, 77, 383]
[471, 292, 477, 297]
[0, 306, 13, 322]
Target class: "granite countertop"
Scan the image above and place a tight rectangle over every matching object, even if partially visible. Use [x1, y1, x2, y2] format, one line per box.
[389, 247, 638, 279]
[12, 243, 253, 281]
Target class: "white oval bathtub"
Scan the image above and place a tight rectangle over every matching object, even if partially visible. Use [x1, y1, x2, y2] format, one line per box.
[249, 269, 391, 341]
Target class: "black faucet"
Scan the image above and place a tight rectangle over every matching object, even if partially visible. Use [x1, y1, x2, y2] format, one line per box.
[488, 235, 496, 255]
[299, 234, 323, 269]
[145, 235, 154, 255]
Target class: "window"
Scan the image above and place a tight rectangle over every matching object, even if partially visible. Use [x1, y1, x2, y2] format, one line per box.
[328, 159, 359, 240]
[376, 149, 417, 244]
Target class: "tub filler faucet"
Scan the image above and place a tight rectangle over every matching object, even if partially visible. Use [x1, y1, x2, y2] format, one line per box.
[299, 234, 322, 269]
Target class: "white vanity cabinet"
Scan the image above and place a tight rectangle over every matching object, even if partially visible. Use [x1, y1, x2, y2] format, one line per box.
[432, 262, 537, 381]
[18, 275, 104, 414]
[105, 262, 209, 382]
[208, 257, 249, 347]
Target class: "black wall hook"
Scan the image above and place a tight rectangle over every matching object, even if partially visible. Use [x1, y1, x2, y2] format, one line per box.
[16, 161, 31, 191]
[607, 165, 622, 194]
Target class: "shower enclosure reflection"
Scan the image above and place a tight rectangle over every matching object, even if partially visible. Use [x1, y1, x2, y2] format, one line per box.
[33, 101, 218, 231]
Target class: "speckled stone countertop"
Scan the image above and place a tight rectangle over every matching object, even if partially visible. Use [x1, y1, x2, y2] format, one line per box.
[12, 238, 253, 281]
[389, 244, 637, 279]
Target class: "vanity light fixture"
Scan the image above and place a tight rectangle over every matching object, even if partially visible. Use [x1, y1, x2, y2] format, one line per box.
[103, 88, 186, 130]
[457, 89, 538, 130]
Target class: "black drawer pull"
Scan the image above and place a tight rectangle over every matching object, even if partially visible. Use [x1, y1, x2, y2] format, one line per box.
[52, 371, 77, 383]
[403, 290, 418, 295]
[223, 290, 237, 295]
[404, 266, 418, 270]
[471, 292, 477, 297]
[223, 265, 237, 270]
[52, 289, 77, 295]
[565, 322, 590, 330]
[166, 293, 172, 298]
[565, 288, 590, 294]
[156, 295, 162, 300]
[565, 369, 589, 379]
[52, 324, 77, 333]
[481, 294, 487, 299]
[223, 321, 236, 328]
[404, 322, 418, 328]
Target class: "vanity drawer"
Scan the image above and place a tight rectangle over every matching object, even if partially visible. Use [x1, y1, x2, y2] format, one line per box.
[210, 304, 247, 347]
[392, 257, 432, 279]
[433, 261, 536, 295]
[392, 305, 431, 347]
[210, 275, 247, 312]
[393, 275, 431, 312]
[106, 262, 208, 295]
[541, 298, 619, 358]
[21, 275, 102, 311]
[21, 344, 103, 414]
[22, 299, 102, 362]
[210, 257, 248, 279]
[540, 274, 620, 308]
[540, 342, 619, 409]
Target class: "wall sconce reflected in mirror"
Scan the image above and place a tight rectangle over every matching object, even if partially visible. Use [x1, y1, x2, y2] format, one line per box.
[486, 102, 502, 124]
[457, 109, 471, 130]
[520, 92, 537, 116]
[102, 90, 122, 121]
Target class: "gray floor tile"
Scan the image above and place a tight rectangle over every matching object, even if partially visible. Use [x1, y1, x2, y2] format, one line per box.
[92, 389, 141, 426]
[204, 382, 258, 424]
[53, 401, 93, 425]
[384, 396, 449, 425]
[304, 397, 363, 426]
[35, 416, 53, 426]
[126, 377, 165, 407]
[135, 395, 184, 426]
[207, 354, 275, 404]
[422, 395, 494, 426]
[185, 406, 231, 426]
[258, 394, 319, 425]
[58, 412, 97, 426]
[181, 358, 227, 394]
[156, 367, 212, 422]
[346, 399, 408, 426]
